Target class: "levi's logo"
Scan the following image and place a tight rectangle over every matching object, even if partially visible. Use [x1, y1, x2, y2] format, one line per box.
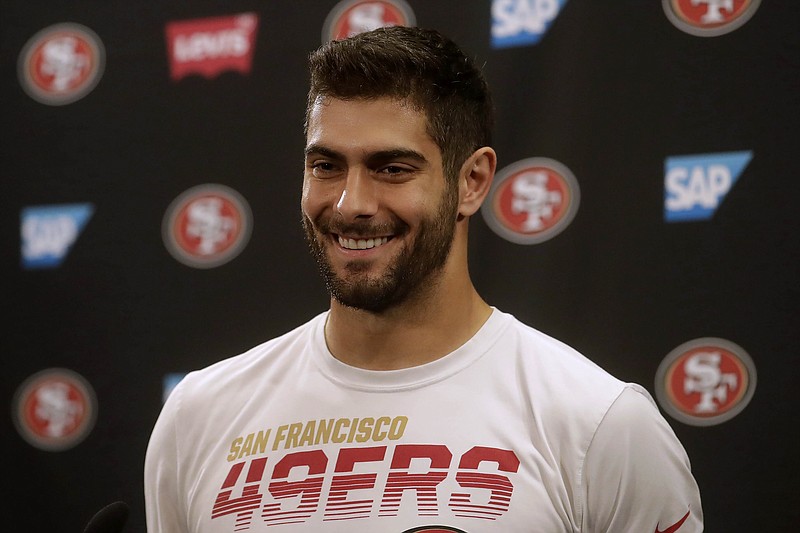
[165, 12, 259, 81]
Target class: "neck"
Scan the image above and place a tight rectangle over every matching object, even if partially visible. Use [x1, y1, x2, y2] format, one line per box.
[323, 237, 491, 370]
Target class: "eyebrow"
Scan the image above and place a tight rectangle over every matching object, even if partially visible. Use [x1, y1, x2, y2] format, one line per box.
[304, 144, 341, 159]
[304, 144, 429, 166]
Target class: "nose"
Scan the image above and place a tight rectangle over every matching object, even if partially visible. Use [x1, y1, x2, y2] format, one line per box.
[336, 168, 378, 220]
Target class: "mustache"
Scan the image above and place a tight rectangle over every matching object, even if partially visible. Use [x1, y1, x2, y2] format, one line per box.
[316, 215, 408, 238]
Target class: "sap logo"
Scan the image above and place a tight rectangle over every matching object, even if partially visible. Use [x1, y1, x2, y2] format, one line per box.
[664, 151, 752, 222]
[491, 0, 568, 48]
[20, 203, 94, 269]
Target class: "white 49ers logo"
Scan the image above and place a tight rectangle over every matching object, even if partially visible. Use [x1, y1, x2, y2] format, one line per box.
[482, 157, 580, 245]
[655, 338, 757, 426]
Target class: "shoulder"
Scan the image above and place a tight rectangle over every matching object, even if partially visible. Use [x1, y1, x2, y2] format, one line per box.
[580, 386, 703, 531]
[173, 312, 325, 406]
[488, 311, 633, 457]
[588, 385, 689, 464]
[496, 310, 627, 408]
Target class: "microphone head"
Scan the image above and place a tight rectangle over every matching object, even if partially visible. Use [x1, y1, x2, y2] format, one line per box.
[83, 501, 130, 533]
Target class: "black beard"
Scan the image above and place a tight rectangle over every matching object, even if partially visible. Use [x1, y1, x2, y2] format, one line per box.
[303, 188, 459, 313]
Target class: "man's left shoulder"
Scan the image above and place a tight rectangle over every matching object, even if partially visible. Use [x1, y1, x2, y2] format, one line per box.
[508, 315, 627, 395]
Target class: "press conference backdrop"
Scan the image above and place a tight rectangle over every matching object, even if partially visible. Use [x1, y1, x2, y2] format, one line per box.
[2, 1, 798, 531]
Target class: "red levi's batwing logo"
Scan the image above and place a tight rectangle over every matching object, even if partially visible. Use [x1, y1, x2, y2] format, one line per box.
[165, 12, 259, 81]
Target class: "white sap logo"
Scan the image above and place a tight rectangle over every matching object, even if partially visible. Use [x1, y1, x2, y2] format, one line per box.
[664, 151, 752, 222]
[491, 0, 568, 48]
[20, 203, 94, 268]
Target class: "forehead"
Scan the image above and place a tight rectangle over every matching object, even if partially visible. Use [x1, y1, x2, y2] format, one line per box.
[305, 96, 437, 155]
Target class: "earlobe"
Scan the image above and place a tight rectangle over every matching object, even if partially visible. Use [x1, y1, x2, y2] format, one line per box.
[458, 147, 496, 217]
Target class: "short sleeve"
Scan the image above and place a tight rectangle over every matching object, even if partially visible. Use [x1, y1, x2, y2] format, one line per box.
[581, 385, 703, 532]
[144, 380, 189, 533]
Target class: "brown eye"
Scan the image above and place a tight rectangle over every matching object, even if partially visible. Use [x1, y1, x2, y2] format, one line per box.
[377, 165, 412, 180]
[311, 162, 338, 177]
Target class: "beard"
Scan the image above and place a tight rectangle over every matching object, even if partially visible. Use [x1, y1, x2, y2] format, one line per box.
[303, 186, 459, 313]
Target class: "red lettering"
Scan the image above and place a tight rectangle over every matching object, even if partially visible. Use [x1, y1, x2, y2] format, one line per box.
[324, 446, 386, 521]
[165, 13, 259, 81]
[211, 457, 267, 530]
[262, 450, 328, 526]
[209, 443, 522, 530]
[449, 446, 520, 520]
[379, 444, 452, 517]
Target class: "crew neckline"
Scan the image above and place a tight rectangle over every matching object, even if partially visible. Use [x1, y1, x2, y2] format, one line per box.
[309, 308, 509, 392]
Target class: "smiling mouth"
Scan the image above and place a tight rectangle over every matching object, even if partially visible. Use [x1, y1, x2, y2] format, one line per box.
[336, 235, 391, 250]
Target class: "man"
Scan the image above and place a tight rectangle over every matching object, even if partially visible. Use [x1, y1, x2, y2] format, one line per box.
[145, 26, 703, 532]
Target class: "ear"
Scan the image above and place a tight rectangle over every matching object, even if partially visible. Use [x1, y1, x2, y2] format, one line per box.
[458, 147, 497, 218]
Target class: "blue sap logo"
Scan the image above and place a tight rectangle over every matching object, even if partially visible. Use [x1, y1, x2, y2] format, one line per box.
[664, 151, 753, 222]
[20, 203, 94, 268]
[491, 0, 568, 48]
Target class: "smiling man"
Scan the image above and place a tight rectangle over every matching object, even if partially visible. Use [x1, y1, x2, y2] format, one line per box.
[145, 27, 703, 532]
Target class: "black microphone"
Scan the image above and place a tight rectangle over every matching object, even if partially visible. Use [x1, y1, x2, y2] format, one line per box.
[83, 501, 130, 533]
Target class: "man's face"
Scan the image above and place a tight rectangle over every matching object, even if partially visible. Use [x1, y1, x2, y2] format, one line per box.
[302, 96, 459, 312]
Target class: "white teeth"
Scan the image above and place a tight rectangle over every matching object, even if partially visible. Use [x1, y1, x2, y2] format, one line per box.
[338, 236, 389, 250]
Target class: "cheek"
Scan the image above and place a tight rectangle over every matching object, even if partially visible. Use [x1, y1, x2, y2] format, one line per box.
[300, 181, 312, 213]
[405, 186, 449, 218]
[301, 180, 338, 220]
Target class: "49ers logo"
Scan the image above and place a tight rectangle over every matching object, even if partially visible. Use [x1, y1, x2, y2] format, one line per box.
[18, 23, 105, 105]
[162, 184, 252, 269]
[322, 0, 416, 43]
[13, 368, 97, 451]
[655, 337, 757, 426]
[482, 157, 580, 245]
[663, 0, 761, 36]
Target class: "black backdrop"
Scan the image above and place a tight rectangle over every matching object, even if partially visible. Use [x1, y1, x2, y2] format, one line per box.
[2, 1, 799, 531]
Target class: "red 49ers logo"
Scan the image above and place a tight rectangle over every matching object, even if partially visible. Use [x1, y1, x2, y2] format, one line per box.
[663, 0, 761, 36]
[13, 368, 97, 451]
[655, 337, 757, 426]
[482, 157, 580, 245]
[162, 184, 252, 269]
[322, 0, 416, 43]
[18, 23, 105, 105]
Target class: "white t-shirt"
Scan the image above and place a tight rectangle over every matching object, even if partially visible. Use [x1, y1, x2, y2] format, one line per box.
[145, 309, 703, 532]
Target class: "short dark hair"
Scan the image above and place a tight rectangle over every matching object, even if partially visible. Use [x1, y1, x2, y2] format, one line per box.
[306, 26, 494, 183]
